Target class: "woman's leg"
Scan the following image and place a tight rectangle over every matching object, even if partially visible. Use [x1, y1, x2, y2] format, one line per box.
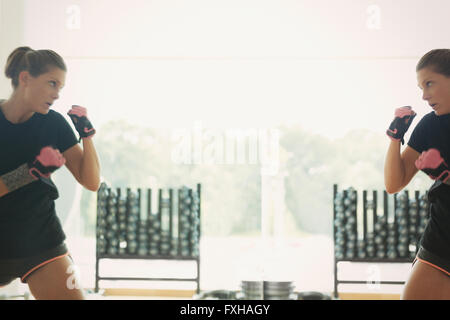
[25, 255, 85, 300]
[401, 259, 450, 300]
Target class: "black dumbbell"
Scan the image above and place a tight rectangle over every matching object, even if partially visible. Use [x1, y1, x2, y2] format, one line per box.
[191, 247, 199, 257]
[419, 208, 429, 219]
[357, 248, 366, 259]
[386, 247, 397, 259]
[335, 245, 345, 260]
[417, 224, 426, 235]
[386, 236, 396, 246]
[97, 206, 107, 217]
[107, 197, 117, 208]
[108, 206, 117, 216]
[346, 216, 356, 225]
[97, 218, 107, 229]
[366, 244, 375, 258]
[374, 235, 385, 245]
[395, 207, 407, 218]
[126, 232, 137, 241]
[376, 249, 386, 259]
[138, 233, 148, 242]
[117, 205, 127, 215]
[107, 246, 118, 255]
[334, 219, 345, 229]
[118, 221, 126, 231]
[345, 249, 355, 259]
[97, 237, 107, 250]
[127, 240, 138, 254]
[346, 232, 356, 243]
[408, 224, 417, 235]
[98, 188, 109, 201]
[397, 192, 408, 204]
[97, 227, 107, 238]
[137, 245, 148, 256]
[398, 234, 408, 245]
[397, 243, 408, 257]
[106, 214, 116, 224]
[105, 229, 116, 240]
[398, 226, 408, 238]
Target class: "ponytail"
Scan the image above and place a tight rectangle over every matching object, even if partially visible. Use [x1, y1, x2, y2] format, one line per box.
[4, 46, 67, 89]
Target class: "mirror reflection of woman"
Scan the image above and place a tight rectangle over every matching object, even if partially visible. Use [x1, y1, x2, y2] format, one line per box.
[385, 49, 450, 299]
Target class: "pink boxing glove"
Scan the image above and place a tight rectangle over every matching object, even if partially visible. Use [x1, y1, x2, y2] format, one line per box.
[415, 148, 450, 182]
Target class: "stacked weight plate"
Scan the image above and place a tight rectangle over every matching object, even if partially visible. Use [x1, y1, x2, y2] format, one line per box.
[240, 281, 296, 300]
[96, 183, 109, 255]
[263, 281, 295, 300]
[333, 187, 357, 260]
[147, 212, 161, 256]
[394, 190, 429, 259]
[240, 281, 263, 300]
[178, 186, 200, 257]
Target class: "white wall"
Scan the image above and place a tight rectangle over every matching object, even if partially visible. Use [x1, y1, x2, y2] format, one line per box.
[0, 0, 25, 98]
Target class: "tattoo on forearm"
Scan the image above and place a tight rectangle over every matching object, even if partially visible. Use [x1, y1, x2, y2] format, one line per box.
[1, 164, 36, 193]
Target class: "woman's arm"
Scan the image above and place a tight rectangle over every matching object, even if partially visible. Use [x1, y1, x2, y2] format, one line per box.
[0, 146, 66, 197]
[63, 138, 100, 192]
[384, 141, 420, 194]
[64, 105, 100, 191]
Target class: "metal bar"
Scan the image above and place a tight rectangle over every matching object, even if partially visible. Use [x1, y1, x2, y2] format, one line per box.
[178, 189, 182, 257]
[394, 193, 397, 225]
[97, 255, 199, 261]
[148, 188, 152, 216]
[337, 280, 406, 285]
[363, 190, 367, 240]
[383, 190, 388, 224]
[333, 184, 338, 299]
[353, 189, 358, 236]
[137, 188, 142, 220]
[336, 258, 413, 263]
[197, 183, 202, 294]
[169, 189, 173, 243]
[95, 186, 102, 293]
[98, 277, 199, 282]
[415, 190, 420, 233]
[373, 190, 377, 225]
[405, 190, 410, 243]
[158, 188, 163, 229]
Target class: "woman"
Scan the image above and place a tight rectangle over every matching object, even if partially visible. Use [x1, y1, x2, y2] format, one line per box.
[385, 49, 450, 299]
[0, 46, 100, 299]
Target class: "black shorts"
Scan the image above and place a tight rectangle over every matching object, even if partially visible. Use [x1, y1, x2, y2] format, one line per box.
[0, 243, 70, 286]
[414, 246, 450, 277]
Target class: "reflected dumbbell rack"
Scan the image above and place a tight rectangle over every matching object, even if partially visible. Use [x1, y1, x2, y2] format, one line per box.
[95, 182, 201, 294]
[333, 184, 430, 299]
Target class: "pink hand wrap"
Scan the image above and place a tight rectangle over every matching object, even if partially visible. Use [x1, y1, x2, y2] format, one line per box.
[29, 146, 66, 179]
[68, 105, 87, 117]
[415, 148, 450, 182]
[36, 146, 66, 167]
[394, 106, 416, 119]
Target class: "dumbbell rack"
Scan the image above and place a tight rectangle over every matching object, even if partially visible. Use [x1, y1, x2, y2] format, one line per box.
[333, 184, 430, 299]
[95, 183, 201, 294]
